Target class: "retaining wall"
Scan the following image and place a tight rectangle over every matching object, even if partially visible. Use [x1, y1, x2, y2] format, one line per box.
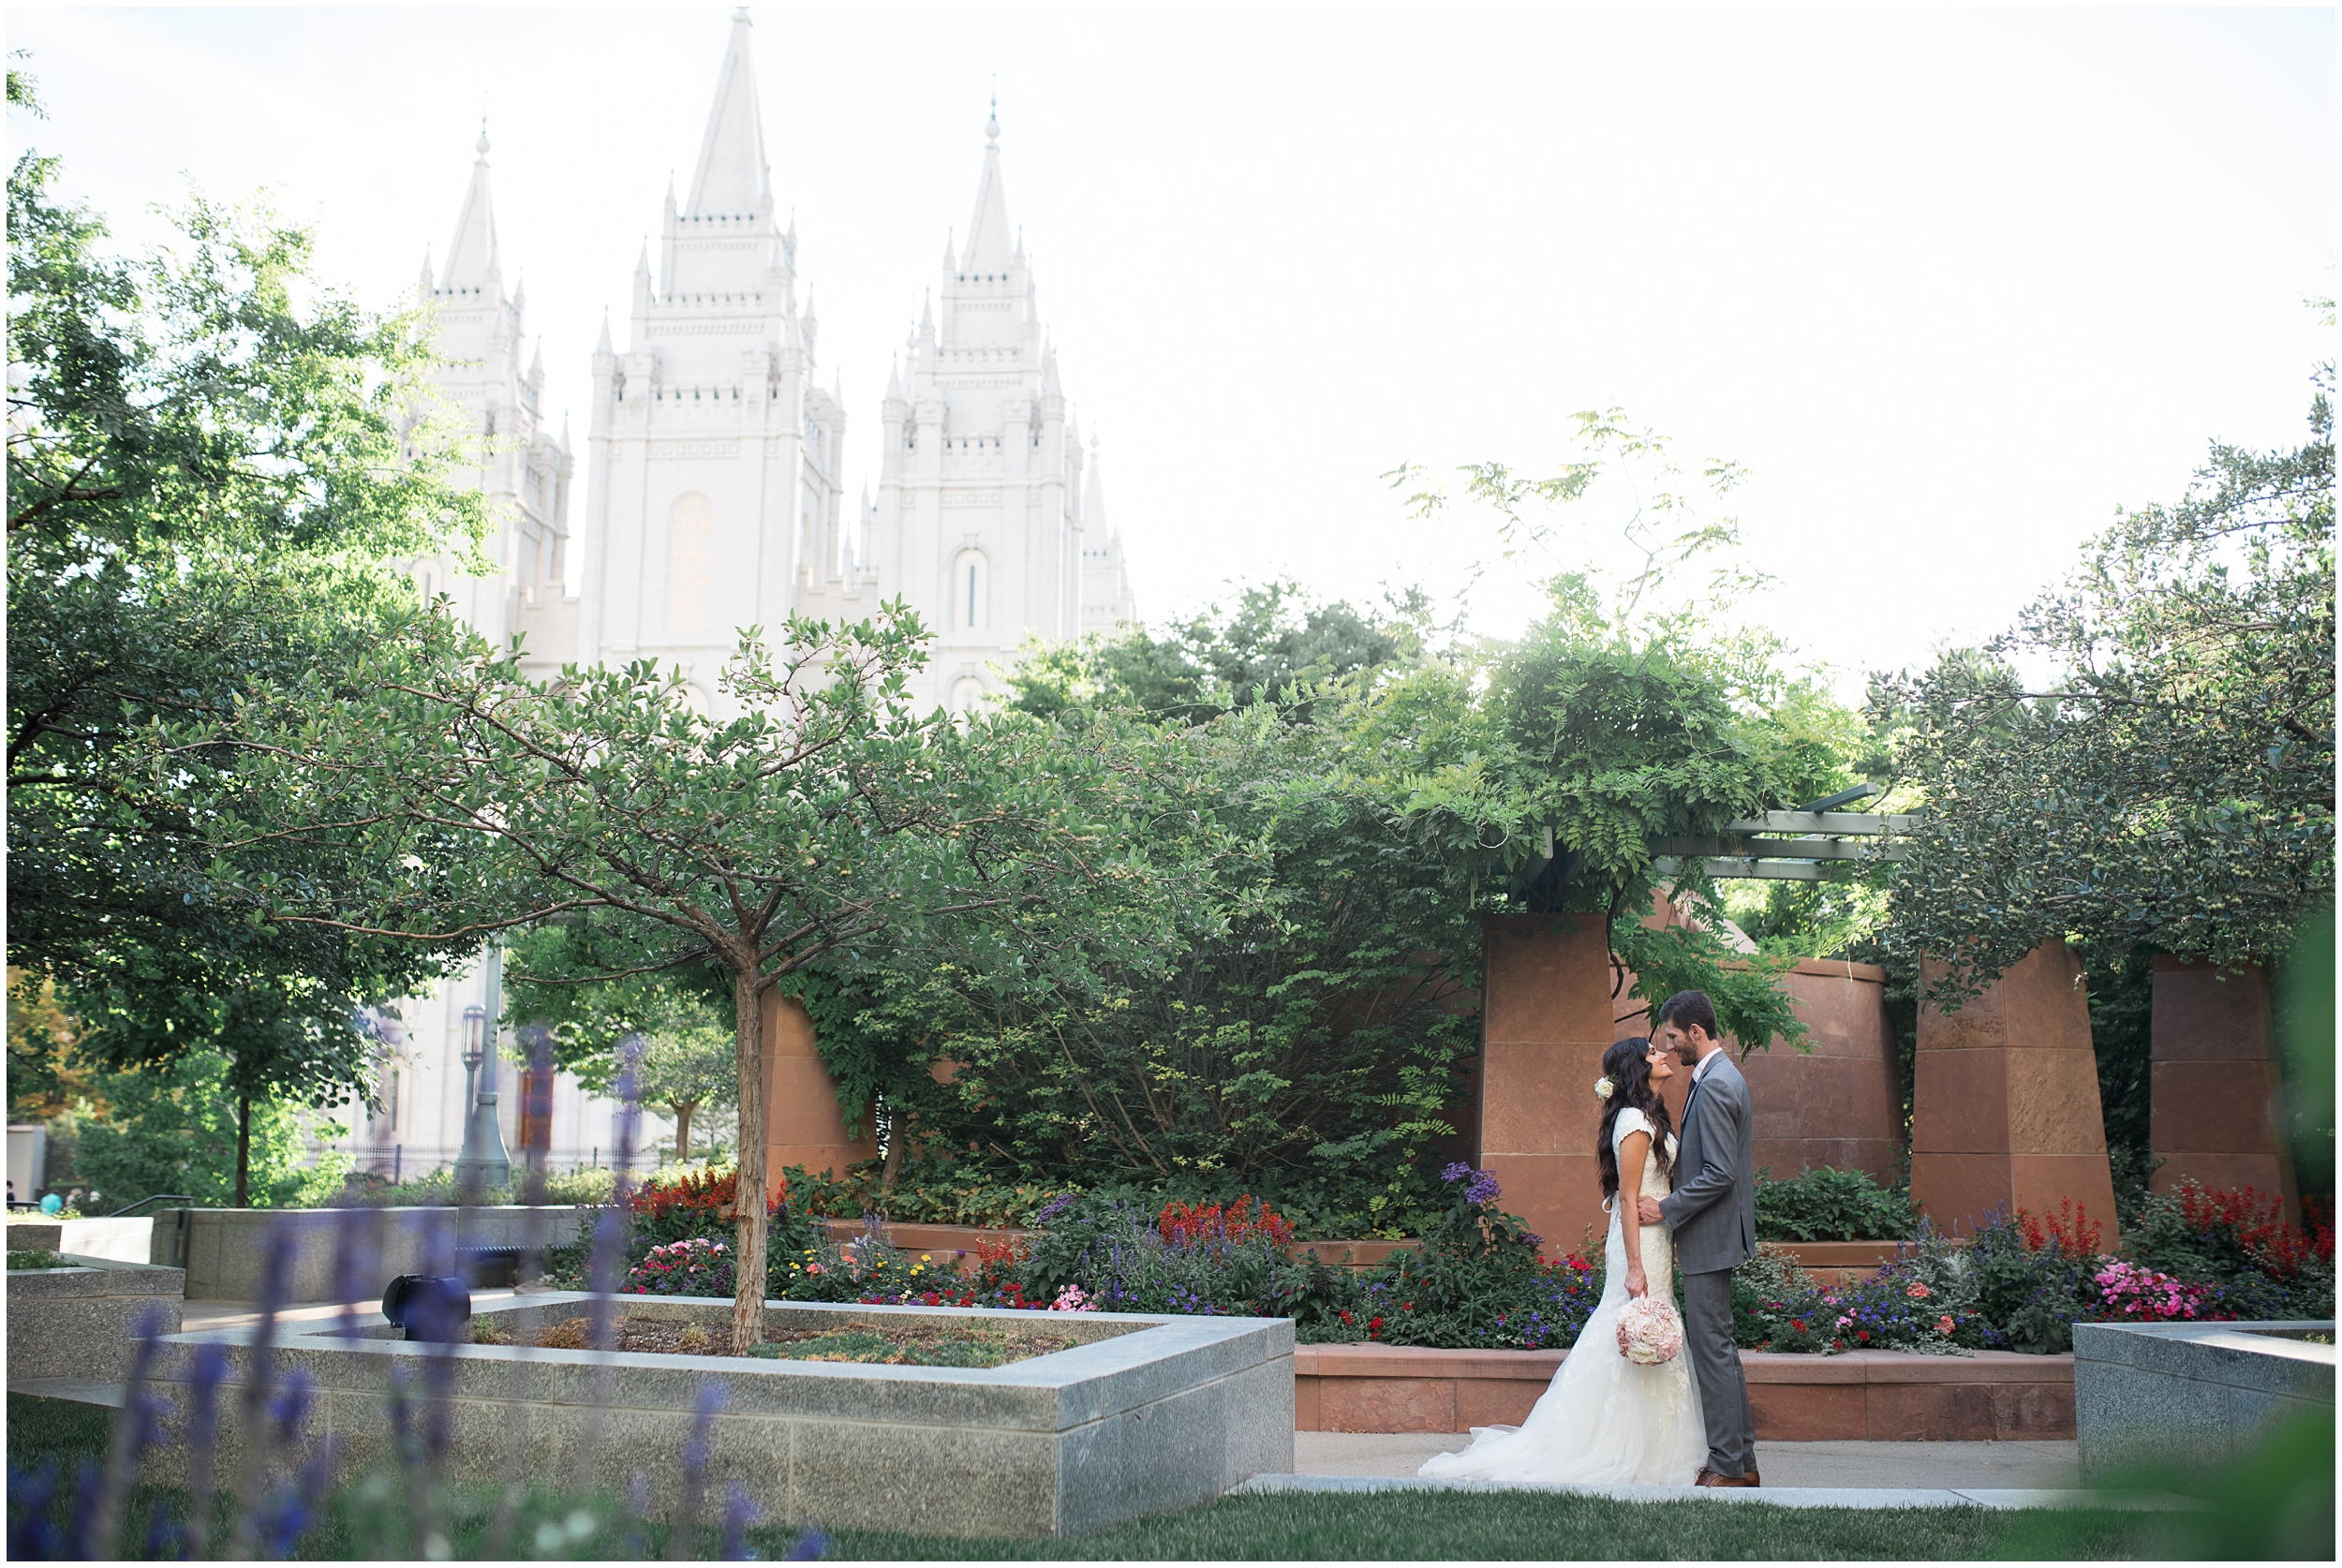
[162, 1206, 586, 1302]
[1294, 1342, 2076, 1440]
[7, 1254, 185, 1382]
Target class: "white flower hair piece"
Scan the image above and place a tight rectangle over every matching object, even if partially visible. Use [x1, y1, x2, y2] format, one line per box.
[1593, 1075, 1616, 1102]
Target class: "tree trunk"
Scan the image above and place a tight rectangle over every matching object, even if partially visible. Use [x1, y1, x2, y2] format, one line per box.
[672, 1100, 696, 1166]
[730, 969, 766, 1354]
[234, 1093, 252, 1208]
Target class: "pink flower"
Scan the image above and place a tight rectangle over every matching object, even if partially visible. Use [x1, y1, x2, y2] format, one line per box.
[1937, 1315, 1955, 1334]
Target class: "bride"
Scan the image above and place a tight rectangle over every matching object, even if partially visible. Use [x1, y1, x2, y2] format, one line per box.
[1418, 1036, 1708, 1486]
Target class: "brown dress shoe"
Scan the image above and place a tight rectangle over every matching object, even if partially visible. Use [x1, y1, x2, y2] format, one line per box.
[1695, 1468, 1759, 1487]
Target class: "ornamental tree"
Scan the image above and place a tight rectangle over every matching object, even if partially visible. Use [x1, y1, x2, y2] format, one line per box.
[1875, 372, 2335, 996]
[164, 603, 1192, 1352]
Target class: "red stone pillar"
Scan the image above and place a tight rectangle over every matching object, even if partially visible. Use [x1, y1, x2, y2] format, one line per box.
[1478, 913, 1617, 1257]
[761, 989, 877, 1201]
[2150, 957, 2299, 1221]
[1737, 960, 1906, 1184]
[1910, 939, 2121, 1248]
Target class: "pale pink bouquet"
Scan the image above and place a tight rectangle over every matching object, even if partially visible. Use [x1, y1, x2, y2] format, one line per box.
[1616, 1296, 1685, 1365]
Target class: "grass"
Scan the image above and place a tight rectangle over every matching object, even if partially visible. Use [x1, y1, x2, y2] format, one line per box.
[0, 1395, 2241, 1561]
[798, 1491, 2180, 1561]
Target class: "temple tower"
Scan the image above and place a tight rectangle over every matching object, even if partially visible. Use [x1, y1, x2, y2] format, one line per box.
[866, 106, 1134, 713]
[577, 8, 853, 715]
[410, 123, 578, 684]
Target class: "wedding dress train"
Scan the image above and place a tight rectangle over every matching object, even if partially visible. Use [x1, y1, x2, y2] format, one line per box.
[1417, 1107, 1708, 1485]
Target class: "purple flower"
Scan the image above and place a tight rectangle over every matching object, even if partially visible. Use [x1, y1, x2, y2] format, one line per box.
[1466, 1172, 1501, 1206]
[1440, 1161, 1472, 1184]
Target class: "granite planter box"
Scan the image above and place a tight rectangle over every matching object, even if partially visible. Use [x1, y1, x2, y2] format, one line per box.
[1295, 1342, 2075, 1440]
[158, 1205, 588, 1302]
[142, 1294, 1292, 1539]
[7, 1254, 185, 1382]
[2074, 1319, 2335, 1481]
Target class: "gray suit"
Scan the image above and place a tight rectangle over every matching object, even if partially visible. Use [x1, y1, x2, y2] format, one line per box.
[1657, 1051, 1757, 1479]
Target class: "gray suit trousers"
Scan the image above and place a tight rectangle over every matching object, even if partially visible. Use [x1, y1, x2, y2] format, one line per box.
[1682, 1268, 1755, 1478]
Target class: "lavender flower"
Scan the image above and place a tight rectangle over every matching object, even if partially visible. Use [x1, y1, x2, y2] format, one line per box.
[1465, 1171, 1502, 1206]
[669, 1381, 731, 1560]
[1440, 1161, 1472, 1184]
[719, 1480, 762, 1559]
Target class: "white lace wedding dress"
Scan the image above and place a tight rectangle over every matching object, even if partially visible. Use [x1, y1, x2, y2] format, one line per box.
[1418, 1107, 1708, 1485]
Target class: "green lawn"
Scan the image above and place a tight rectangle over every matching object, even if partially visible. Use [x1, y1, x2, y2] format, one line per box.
[0, 1395, 2240, 1561]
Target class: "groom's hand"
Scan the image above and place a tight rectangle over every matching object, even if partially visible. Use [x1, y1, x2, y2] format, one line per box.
[1636, 1195, 1665, 1225]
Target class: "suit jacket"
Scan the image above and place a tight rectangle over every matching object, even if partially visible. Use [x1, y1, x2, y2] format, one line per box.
[1658, 1051, 1756, 1274]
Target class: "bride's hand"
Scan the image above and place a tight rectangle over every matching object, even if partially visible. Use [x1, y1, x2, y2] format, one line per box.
[1624, 1264, 1647, 1299]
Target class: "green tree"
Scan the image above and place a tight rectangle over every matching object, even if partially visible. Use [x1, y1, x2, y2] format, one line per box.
[503, 926, 737, 1165]
[1005, 579, 1442, 724]
[1876, 374, 2335, 997]
[73, 1050, 347, 1211]
[167, 607, 1194, 1351]
[7, 66, 482, 1104]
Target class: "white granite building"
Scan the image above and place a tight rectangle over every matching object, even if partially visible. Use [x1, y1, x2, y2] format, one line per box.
[354, 8, 1141, 1177]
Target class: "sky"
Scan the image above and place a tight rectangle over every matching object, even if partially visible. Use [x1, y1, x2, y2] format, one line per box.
[7, 5, 2333, 698]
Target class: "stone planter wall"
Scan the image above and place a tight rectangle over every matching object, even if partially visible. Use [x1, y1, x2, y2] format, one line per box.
[143, 1294, 1292, 1539]
[7, 1254, 185, 1382]
[1295, 1341, 2075, 1441]
[2075, 1319, 2335, 1481]
[164, 1206, 587, 1302]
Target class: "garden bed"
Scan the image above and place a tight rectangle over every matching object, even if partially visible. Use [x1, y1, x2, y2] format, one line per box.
[473, 1311, 1079, 1368]
[143, 1293, 1295, 1539]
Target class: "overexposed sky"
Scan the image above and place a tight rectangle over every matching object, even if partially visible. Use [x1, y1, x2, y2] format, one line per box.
[7, 6, 2333, 694]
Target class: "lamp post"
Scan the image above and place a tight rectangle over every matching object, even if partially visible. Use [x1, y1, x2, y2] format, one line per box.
[452, 947, 512, 1189]
[458, 1005, 484, 1116]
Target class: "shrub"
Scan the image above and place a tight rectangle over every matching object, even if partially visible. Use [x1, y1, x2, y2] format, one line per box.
[1348, 1164, 1606, 1351]
[1755, 1165, 1918, 1242]
[1963, 1206, 2101, 1354]
[1737, 1226, 1981, 1354]
[2126, 1182, 2335, 1322]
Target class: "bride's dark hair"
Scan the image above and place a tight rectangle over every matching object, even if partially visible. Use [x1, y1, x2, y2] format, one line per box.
[1596, 1036, 1674, 1201]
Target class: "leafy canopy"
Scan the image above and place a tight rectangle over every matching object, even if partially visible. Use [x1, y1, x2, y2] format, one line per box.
[1876, 371, 2335, 991]
[7, 66, 485, 1105]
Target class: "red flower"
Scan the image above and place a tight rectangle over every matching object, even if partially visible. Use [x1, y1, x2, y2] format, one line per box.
[1368, 1316, 1385, 1336]
[1857, 1329, 1870, 1342]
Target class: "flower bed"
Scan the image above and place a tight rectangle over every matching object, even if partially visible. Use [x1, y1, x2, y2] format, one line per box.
[584, 1167, 2334, 1363]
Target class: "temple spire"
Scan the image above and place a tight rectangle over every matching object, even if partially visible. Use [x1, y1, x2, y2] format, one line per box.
[687, 7, 770, 218]
[440, 120, 500, 292]
[961, 100, 1014, 277]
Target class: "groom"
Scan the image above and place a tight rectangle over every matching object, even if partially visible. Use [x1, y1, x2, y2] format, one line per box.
[1637, 989, 1760, 1487]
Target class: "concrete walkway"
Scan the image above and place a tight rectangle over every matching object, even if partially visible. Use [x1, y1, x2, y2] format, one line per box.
[1297, 1432, 2081, 1488]
[1258, 1432, 2191, 1512]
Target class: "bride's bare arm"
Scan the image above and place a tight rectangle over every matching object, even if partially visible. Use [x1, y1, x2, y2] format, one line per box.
[1618, 1128, 1652, 1299]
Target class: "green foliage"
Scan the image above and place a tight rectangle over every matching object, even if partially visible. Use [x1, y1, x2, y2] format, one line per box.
[71, 1050, 347, 1209]
[7, 99, 482, 1097]
[833, 695, 1476, 1235]
[304, 1164, 617, 1209]
[1877, 375, 2334, 998]
[2274, 907, 2335, 1193]
[7, 1249, 71, 1270]
[1753, 1165, 1918, 1242]
[2082, 946, 2157, 1160]
[1004, 578, 1438, 724]
[1347, 1166, 1607, 1351]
